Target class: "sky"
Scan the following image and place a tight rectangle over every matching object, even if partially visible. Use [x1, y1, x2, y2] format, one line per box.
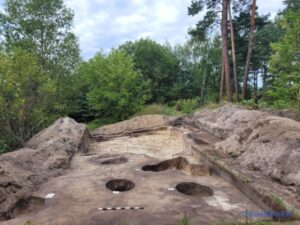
[0, 0, 285, 59]
[65, 0, 285, 59]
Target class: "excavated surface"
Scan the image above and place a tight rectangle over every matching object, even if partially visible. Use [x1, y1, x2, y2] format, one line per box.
[2, 107, 300, 224]
[2, 129, 262, 225]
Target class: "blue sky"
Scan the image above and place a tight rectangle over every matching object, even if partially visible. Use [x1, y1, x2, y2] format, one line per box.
[0, 0, 285, 59]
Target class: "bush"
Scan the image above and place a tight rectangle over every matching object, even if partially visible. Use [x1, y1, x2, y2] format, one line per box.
[78, 50, 150, 121]
[240, 99, 259, 110]
[0, 139, 9, 154]
[134, 104, 183, 117]
[176, 98, 200, 114]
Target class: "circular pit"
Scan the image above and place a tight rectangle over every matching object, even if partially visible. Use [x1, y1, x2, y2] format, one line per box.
[106, 179, 135, 192]
[176, 182, 213, 197]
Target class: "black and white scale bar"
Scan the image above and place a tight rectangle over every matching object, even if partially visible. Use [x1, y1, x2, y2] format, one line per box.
[98, 206, 144, 211]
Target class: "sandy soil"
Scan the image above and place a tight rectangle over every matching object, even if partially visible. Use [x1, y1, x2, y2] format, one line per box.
[2, 129, 262, 225]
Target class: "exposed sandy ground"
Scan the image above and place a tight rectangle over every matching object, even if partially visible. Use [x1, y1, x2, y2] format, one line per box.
[190, 104, 300, 187]
[0, 118, 90, 220]
[1, 105, 300, 225]
[2, 129, 261, 225]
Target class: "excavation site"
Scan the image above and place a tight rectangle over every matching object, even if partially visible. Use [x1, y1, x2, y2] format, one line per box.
[0, 104, 300, 225]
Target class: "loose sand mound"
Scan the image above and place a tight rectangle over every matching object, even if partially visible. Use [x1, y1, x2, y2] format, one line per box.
[193, 104, 300, 186]
[0, 117, 90, 219]
[92, 115, 173, 138]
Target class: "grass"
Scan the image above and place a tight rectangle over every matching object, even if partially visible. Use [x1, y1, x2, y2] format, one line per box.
[133, 104, 184, 117]
[86, 102, 221, 131]
[271, 194, 286, 210]
[86, 117, 118, 131]
[178, 213, 190, 225]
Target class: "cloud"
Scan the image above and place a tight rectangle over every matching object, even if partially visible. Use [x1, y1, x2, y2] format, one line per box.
[0, 0, 285, 59]
[65, 0, 200, 59]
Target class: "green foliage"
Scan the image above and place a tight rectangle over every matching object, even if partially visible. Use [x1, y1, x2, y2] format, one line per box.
[0, 0, 80, 153]
[240, 99, 259, 109]
[0, 49, 57, 150]
[24, 221, 35, 225]
[178, 213, 190, 225]
[267, 8, 300, 108]
[133, 104, 184, 117]
[0, 0, 80, 75]
[176, 98, 199, 114]
[119, 38, 181, 103]
[0, 0, 81, 114]
[78, 50, 150, 121]
[0, 139, 9, 154]
[86, 118, 117, 131]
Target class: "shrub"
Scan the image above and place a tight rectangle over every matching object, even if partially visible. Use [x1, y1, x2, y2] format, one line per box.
[79, 50, 150, 121]
[176, 98, 200, 114]
[0, 139, 9, 154]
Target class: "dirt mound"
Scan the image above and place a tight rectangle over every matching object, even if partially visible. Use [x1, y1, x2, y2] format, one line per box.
[193, 104, 300, 186]
[0, 117, 91, 219]
[92, 115, 173, 140]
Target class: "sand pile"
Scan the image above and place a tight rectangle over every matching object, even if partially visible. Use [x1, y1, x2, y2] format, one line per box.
[193, 104, 300, 187]
[0, 117, 90, 219]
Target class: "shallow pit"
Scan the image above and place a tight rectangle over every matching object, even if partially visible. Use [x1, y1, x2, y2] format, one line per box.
[2, 196, 45, 220]
[101, 157, 128, 165]
[142, 157, 188, 172]
[176, 182, 213, 197]
[106, 179, 135, 192]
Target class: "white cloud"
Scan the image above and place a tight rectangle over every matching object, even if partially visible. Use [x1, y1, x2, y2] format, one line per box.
[63, 0, 284, 59]
[65, 0, 200, 58]
[0, 0, 284, 59]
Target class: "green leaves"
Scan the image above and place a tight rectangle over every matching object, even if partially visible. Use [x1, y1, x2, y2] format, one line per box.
[77, 50, 150, 121]
[268, 9, 300, 108]
[119, 38, 181, 103]
[0, 49, 56, 149]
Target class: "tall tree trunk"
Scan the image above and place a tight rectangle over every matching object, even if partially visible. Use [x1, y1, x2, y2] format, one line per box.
[221, 0, 232, 102]
[242, 0, 256, 99]
[219, 51, 225, 102]
[253, 69, 257, 103]
[228, 0, 239, 101]
[200, 71, 206, 105]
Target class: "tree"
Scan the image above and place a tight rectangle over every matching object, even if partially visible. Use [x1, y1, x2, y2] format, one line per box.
[188, 0, 250, 101]
[0, 0, 80, 112]
[78, 51, 150, 121]
[119, 38, 180, 103]
[0, 0, 79, 70]
[267, 4, 300, 108]
[231, 7, 272, 100]
[221, 0, 232, 101]
[228, 0, 239, 101]
[242, 0, 256, 99]
[0, 49, 56, 151]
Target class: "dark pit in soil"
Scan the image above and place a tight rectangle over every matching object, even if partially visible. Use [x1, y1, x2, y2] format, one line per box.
[106, 179, 135, 192]
[101, 157, 128, 165]
[1, 196, 45, 221]
[176, 182, 213, 197]
[141, 157, 188, 172]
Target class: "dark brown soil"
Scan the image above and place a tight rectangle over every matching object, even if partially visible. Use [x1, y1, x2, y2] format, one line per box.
[106, 179, 135, 192]
[176, 182, 213, 197]
[101, 157, 128, 165]
[1, 196, 45, 221]
[141, 157, 188, 172]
